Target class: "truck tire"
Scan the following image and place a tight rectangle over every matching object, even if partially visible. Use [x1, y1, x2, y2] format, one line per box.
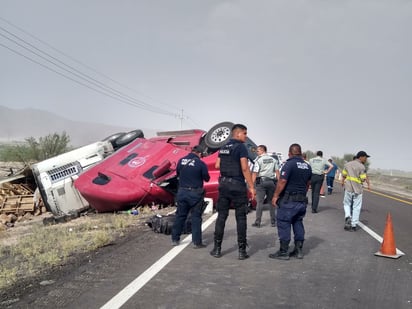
[102, 132, 126, 148]
[204, 121, 234, 150]
[113, 129, 144, 149]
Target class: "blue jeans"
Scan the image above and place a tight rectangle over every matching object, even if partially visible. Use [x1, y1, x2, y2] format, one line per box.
[343, 190, 363, 227]
[214, 178, 248, 244]
[326, 176, 335, 194]
[276, 200, 307, 242]
[172, 188, 204, 245]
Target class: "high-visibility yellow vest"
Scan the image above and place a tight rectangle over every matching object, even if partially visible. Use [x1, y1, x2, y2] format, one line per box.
[342, 169, 366, 184]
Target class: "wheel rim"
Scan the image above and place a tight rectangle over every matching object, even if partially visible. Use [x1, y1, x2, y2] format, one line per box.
[210, 126, 231, 143]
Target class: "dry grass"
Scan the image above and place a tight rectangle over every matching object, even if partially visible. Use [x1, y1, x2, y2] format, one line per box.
[368, 174, 412, 198]
[0, 209, 169, 290]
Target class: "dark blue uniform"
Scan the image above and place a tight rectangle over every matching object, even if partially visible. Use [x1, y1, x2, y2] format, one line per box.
[172, 152, 210, 246]
[214, 139, 249, 246]
[277, 156, 311, 243]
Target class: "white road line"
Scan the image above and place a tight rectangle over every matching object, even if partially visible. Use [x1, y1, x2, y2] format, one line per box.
[100, 212, 218, 309]
[357, 222, 405, 255]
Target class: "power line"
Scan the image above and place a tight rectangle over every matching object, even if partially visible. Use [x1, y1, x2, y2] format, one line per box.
[0, 28, 174, 116]
[185, 116, 201, 129]
[0, 18, 179, 117]
[0, 25, 172, 116]
[0, 42, 175, 114]
[0, 16, 181, 112]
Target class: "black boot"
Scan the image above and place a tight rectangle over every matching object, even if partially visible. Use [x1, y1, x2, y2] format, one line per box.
[289, 240, 304, 259]
[269, 241, 290, 260]
[210, 240, 222, 258]
[238, 242, 249, 260]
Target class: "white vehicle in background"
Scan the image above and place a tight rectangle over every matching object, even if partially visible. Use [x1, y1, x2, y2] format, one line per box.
[31, 130, 143, 217]
[268, 152, 284, 169]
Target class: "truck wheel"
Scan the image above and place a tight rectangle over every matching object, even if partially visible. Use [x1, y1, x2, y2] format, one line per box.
[204, 122, 234, 149]
[114, 129, 144, 148]
[102, 132, 126, 148]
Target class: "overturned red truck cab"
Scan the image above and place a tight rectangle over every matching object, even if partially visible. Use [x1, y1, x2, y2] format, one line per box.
[74, 122, 258, 212]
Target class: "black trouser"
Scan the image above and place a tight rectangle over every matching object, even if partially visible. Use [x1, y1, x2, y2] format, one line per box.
[172, 188, 204, 244]
[311, 174, 324, 211]
[214, 178, 248, 244]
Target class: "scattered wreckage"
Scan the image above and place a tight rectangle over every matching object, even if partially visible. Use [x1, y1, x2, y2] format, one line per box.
[0, 169, 43, 229]
[0, 183, 32, 227]
[0, 130, 144, 226]
[29, 130, 144, 218]
[2, 122, 259, 224]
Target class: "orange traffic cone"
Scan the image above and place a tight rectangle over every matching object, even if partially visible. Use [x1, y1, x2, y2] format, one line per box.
[320, 182, 325, 196]
[374, 212, 402, 259]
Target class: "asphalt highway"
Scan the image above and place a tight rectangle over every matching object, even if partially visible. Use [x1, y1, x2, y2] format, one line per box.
[7, 185, 412, 309]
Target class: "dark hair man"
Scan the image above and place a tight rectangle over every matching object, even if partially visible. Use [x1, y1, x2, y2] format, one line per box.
[210, 124, 256, 260]
[251, 144, 280, 228]
[342, 151, 370, 231]
[270, 143, 312, 260]
[326, 159, 339, 195]
[171, 145, 210, 248]
[309, 150, 333, 213]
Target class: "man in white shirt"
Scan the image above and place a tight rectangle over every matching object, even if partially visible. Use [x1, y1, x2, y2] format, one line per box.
[251, 145, 280, 227]
[309, 151, 333, 213]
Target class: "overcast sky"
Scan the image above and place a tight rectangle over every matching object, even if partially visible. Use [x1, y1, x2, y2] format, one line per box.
[1, 1, 411, 171]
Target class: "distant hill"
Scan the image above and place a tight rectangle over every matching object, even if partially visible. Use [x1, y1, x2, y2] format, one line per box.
[0, 106, 156, 147]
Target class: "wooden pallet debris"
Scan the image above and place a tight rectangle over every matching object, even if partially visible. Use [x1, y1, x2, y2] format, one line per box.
[0, 195, 35, 214]
[1, 183, 33, 203]
[0, 183, 42, 218]
[0, 183, 34, 196]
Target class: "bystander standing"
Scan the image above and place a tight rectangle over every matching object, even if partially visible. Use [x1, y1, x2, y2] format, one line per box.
[342, 151, 370, 231]
[326, 159, 339, 195]
[251, 145, 280, 228]
[309, 151, 333, 213]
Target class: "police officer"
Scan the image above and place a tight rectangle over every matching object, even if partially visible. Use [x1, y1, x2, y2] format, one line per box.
[210, 124, 256, 260]
[309, 150, 333, 213]
[252, 145, 280, 228]
[270, 143, 312, 260]
[171, 145, 210, 248]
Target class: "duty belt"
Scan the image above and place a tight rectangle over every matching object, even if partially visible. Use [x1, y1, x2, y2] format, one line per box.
[180, 187, 203, 191]
[219, 176, 245, 184]
[281, 191, 308, 203]
[257, 176, 275, 182]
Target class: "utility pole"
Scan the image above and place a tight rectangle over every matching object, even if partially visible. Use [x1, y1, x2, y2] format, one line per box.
[177, 109, 184, 129]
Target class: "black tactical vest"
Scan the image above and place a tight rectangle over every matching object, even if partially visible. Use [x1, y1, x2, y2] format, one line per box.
[219, 141, 242, 177]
